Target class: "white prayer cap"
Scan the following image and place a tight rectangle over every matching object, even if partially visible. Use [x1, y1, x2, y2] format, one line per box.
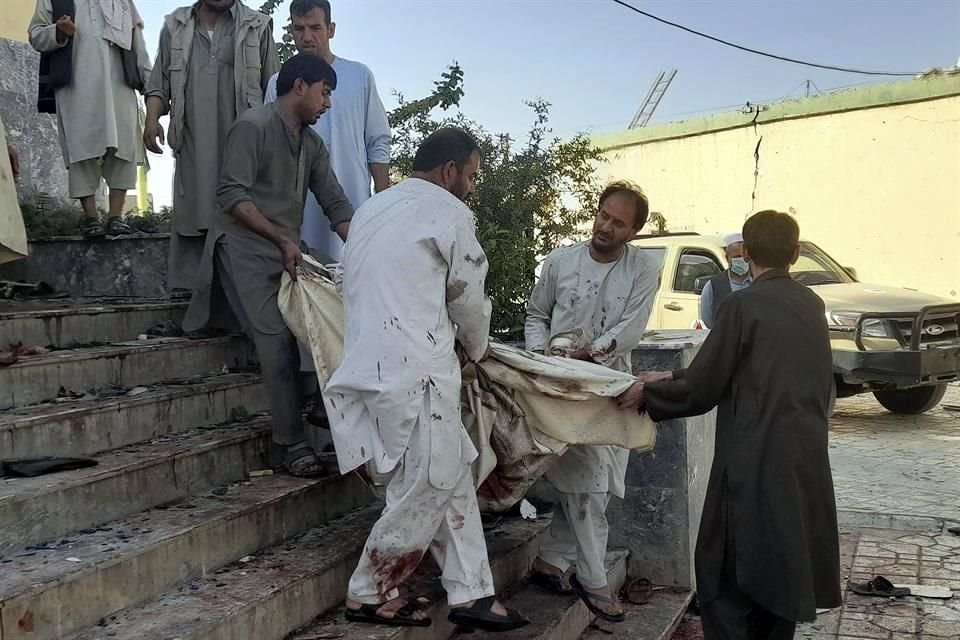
[723, 232, 744, 247]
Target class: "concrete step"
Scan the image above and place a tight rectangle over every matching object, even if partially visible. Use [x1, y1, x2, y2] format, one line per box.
[0, 299, 187, 349]
[0, 472, 371, 640]
[579, 589, 693, 640]
[67, 514, 550, 640]
[0, 420, 271, 552]
[467, 551, 629, 640]
[0, 372, 267, 459]
[0, 336, 252, 409]
[291, 517, 550, 640]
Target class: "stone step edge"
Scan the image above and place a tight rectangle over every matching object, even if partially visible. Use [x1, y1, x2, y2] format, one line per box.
[1, 336, 243, 370]
[0, 418, 272, 511]
[0, 372, 263, 430]
[65, 513, 550, 640]
[0, 300, 187, 321]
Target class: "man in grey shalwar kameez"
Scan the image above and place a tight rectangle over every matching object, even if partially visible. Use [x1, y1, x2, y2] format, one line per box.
[143, 0, 279, 290]
[29, 0, 151, 237]
[182, 54, 352, 477]
[524, 181, 658, 622]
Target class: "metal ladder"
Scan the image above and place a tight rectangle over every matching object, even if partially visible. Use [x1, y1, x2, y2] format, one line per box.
[628, 69, 677, 129]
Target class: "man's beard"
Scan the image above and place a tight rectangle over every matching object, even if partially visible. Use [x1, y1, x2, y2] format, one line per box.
[203, 0, 235, 13]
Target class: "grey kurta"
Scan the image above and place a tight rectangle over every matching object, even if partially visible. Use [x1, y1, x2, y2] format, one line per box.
[145, 4, 278, 290]
[29, 0, 150, 167]
[525, 241, 659, 497]
[644, 270, 842, 622]
[182, 102, 353, 334]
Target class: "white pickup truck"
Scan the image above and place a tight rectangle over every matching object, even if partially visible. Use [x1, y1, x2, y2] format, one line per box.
[631, 233, 960, 415]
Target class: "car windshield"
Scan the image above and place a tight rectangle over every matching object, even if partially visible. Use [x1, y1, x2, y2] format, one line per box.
[792, 242, 855, 286]
[635, 247, 667, 275]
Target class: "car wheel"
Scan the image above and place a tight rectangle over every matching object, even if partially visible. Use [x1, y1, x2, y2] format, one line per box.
[873, 384, 948, 415]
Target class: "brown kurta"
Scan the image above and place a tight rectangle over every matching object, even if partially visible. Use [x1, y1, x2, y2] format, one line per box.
[644, 269, 842, 623]
[182, 102, 353, 334]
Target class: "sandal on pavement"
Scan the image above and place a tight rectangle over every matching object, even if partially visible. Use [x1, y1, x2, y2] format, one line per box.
[571, 575, 625, 623]
[345, 601, 431, 628]
[847, 575, 911, 598]
[81, 217, 106, 237]
[105, 217, 134, 235]
[448, 596, 529, 632]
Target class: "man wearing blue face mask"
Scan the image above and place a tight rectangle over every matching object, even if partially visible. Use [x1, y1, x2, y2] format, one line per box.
[700, 233, 752, 329]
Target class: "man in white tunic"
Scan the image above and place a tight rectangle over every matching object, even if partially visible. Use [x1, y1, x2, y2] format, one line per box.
[264, 0, 390, 261]
[525, 181, 658, 622]
[29, 0, 151, 237]
[324, 128, 527, 632]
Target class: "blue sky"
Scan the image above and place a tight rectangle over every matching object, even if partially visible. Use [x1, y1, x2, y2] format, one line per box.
[135, 0, 960, 206]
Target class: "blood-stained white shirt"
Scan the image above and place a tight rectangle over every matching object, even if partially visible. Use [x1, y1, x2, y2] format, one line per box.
[323, 178, 491, 486]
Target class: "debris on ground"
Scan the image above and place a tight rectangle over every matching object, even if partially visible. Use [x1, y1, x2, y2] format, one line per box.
[0, 343, 51, 366]
[0, 280, 59, 299]
[249, 470, 274, 478]
[848, 575, 911, 598]
[145, 320, 185, 338]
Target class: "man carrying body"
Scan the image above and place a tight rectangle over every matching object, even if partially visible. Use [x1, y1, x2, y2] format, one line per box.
[324, 128, 527, 632]
[620, 211, 842, 639]
[265, 0, 390, 261]
[29, 0, 151, 237]
[181, 54, 352, 477]
[144, 0, 279, 290]
[264, 0, 390, 424]
[699, 232, 752, 328]
[524, 181, 659, 622]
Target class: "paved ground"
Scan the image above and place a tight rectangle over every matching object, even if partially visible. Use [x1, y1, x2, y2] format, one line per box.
[830, 384, 960, 528]
[671, 527, 960, 640]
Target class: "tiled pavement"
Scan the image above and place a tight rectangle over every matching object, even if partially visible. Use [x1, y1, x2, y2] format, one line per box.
[796, 527, 960, 640]
[829, 384, 960, 528]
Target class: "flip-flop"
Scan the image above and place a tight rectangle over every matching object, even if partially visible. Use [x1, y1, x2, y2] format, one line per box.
[283, 444, 332, 478]
[570, 575, 626, 623]
[344, 602, 431, 627]
[530, 570, 574, 595]
[847, 575, 911, 598]
[623, 577, 653, 605]
[447, 596, 529, 632]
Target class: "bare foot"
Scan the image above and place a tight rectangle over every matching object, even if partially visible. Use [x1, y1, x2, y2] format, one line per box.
[532, 558, 573, 590]
[345, 597, 429, 621]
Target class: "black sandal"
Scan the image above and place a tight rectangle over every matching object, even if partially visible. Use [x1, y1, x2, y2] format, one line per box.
[570, 575, 625, 623]
[283, 443, 332, 478]
[81, 217, 106, 237]
[447, 596, 529, 632]
[345, 601, 431, 627]
[105, 217, 134, 235]
[847, 575, 911, 598]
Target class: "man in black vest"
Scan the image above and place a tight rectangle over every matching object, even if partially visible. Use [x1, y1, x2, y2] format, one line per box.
[699, 232, 752, 328]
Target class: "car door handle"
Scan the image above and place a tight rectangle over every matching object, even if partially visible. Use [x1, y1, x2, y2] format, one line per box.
[664, 303, 684, 311]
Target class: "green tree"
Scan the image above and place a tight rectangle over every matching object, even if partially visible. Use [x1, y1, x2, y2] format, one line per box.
[389, 64, 604, 338]
[260, 0, 297, 62]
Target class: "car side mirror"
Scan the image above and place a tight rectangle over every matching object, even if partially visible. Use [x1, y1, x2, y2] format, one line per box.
[694, 276, 709, 295]
[844, 266, 858, 280]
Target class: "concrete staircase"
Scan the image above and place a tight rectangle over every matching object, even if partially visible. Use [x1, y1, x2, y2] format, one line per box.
[0, 297, 689, 640]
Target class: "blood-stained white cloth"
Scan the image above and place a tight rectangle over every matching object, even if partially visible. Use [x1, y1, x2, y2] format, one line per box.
[321, 178, 491, 486]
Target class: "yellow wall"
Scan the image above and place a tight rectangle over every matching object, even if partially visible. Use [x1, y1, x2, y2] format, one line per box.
[595, 78, 960, 300]
[0, 0, 34, 43]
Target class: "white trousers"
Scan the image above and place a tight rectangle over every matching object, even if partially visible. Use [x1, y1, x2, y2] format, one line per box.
[538, 490, 612, 590]
[348, 412, 495, 606]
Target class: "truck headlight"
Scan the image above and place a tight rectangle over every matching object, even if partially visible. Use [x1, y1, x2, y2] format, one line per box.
[828, 312, 894, 338]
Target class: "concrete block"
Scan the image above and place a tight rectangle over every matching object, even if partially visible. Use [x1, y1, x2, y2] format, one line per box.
[0, 235, 172, 298]
[0, 473, 372, 640]
[0, 337, 252, 409]
[0, 422, 270, 551]
[0, 372, 267, 459]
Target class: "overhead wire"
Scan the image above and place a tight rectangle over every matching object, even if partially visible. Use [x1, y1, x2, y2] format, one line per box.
[609, 0, 921, 77]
